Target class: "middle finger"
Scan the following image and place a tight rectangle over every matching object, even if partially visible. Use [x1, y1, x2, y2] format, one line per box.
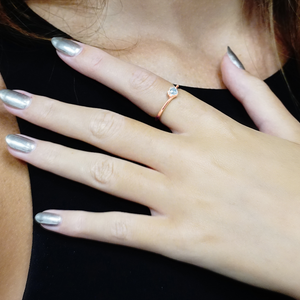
[0, 90, 174, 170]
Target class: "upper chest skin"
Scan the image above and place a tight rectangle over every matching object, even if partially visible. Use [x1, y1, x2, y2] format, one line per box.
[0, 75, 32, 300]
[27, 0, 289, 88]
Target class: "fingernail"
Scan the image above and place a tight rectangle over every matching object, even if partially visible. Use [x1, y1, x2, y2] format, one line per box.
[0, 89, 31, 109]
[6, 134, 36, 153]
[51, 37, 82, 57]
[227, 46, 245, 70]
[35, 212, 62, 226]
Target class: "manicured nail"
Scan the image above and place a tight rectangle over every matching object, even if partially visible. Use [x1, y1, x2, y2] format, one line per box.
[51, 37, 82, 57]
[6, 134, 36, 153]
[227, 46, 245, 70]
[0, 89, 31, 109]
[35, 212, 62, 226]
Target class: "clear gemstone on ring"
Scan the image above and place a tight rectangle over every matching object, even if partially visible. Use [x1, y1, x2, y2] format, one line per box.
[168, 86, 178, 97]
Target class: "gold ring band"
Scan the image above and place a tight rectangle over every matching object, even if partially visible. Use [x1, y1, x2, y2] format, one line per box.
[155, 85, 179, 121]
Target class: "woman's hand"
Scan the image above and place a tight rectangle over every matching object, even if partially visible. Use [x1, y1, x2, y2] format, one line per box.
[2, 39, 300, 298]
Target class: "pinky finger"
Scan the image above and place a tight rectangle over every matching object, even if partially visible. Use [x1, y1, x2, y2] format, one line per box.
[35, 210, 167, 253]
[222, 53, 300, 143]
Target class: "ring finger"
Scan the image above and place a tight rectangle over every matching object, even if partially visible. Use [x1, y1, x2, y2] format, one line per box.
[1, 91, 174, 169]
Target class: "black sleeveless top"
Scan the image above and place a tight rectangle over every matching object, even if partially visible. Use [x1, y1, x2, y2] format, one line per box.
[0, 4, 299, 300]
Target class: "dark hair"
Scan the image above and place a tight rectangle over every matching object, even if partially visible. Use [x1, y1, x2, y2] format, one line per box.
[243, 1, 300, 66]
[0, 1, 300, 57]
[1, 1, 300, 114]
[0, 0, 300, 69]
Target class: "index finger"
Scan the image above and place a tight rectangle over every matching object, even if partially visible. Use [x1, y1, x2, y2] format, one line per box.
[51, 38, 214, 132]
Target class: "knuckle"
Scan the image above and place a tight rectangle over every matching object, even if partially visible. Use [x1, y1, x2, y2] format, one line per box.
[39, 99, 56, 122]
[129, 68, 158, 92]
[41, 145, 60, 166]
[89, 111, 124, 140]
[69, 212, 87, 237]
[87, 52, 106, 73]
[90, 158, 115, 185]
[110, 213, 130, 241]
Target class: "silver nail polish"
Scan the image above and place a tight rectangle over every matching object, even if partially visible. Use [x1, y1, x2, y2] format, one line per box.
[6, 134, 36, 153]
[0, 89, 31, 109]
[51, 37, 82, 57]
[35, 212, 62, 226]
[227, 46, 245, 70]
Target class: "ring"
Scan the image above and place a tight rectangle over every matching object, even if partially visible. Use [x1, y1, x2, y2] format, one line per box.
[155, 85, 179, 121]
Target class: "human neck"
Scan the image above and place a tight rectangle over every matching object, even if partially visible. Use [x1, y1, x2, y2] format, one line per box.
[28, 0, 245, 48]
[28, 0, 283, 88]
[99, 0, 244, 48]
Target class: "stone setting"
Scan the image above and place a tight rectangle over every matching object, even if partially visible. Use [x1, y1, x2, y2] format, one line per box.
[168, 86, 178, 97]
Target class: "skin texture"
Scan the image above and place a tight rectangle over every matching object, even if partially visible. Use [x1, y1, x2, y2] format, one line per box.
[0, 0, 293, 299]
[2, 43, 300, 298]
[0, 76, 32, 300]
[28, 0, 286, 88]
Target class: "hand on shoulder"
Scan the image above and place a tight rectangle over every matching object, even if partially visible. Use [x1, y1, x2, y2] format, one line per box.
[0, 74, 32, 300]
[1, 40, 300, 298]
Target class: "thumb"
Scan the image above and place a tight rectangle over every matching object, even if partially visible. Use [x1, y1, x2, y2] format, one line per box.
[221, 47, 300, 143]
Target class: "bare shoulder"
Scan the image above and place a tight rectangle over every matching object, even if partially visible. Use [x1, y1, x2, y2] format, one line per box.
[0, 74, 32, 300]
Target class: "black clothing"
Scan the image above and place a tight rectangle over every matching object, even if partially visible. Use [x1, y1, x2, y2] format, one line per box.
[0, 5, 298, 300]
